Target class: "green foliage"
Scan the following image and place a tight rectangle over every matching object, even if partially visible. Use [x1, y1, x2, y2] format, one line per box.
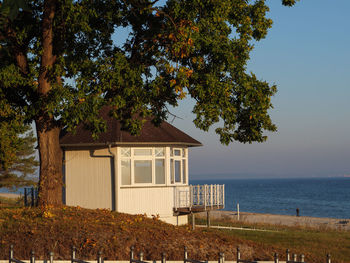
[0, 0, 298, 146]
[0, 112, 38, 190]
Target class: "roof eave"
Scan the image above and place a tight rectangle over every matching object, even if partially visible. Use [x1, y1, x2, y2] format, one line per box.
[60, 141, 202, 148]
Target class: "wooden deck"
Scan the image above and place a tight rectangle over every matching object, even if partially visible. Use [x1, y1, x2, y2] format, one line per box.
[174, 205, 225, 215]
[173, 184, 225, 216]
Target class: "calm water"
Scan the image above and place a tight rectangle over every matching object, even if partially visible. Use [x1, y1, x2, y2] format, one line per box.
[190, 177, 350, 219]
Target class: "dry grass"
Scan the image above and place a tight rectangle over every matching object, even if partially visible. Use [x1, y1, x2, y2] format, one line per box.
[0, 207, 349, 263]
[0, 207, 274, 261]
[193, 217, 350, 263]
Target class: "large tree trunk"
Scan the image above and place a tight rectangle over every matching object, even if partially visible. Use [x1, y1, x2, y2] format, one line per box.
[36, 0, 62, 206]
[36, 121, 63, 206]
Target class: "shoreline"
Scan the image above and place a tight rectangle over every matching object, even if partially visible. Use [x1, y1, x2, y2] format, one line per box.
[0, 193, 21, 199]
[197, 210, 350, 230]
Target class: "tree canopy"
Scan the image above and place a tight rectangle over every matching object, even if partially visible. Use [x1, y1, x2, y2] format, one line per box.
[0, 0, 298, 205]
[0, 120, 38, 190]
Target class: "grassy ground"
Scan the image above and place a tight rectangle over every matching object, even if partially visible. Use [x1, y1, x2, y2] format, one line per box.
[193, 217, 350, 262]
[0, 196, 23, 208]
[0, 206, 348, 263]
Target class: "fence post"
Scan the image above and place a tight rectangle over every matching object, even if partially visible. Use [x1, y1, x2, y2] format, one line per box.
[210, 184, 213, 208]
[49, 252, 54, 263]
[139, 252, 143, 261]
[31, 187, 34, 207]
[35, 188, 39, 207]
[130, 246, 134, 263]
[326, 254, 331, 263]
[191, 213, 195, 230]
[217, 185, 219, 208]
[300, 254, 304, 262]
[204, 185, 207, 210]
[71, 246, 76, 263]
[30, 250, 35, 263]
[184, 246, 188, 263]
[161, 252, 166, 263]
[218, 252, 225, 263]
[222, 185, 225, 208]
[190, 185, 193, 209]
[9, 245, 13, 263]
[274, 253, 279, 263]
[24, 189, 28, 207]
[292, 254, 297, 262]
[98, 251, 103, 263]
[236, 247, 240, 263]
[286, 249, 290, 262]
[207, 211, 210, 228]
[197, 185, 200, 206]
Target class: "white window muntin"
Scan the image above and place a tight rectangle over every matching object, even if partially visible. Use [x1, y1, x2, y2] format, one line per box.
[121, 147, 166, 186]
[170, 148, 187, 185]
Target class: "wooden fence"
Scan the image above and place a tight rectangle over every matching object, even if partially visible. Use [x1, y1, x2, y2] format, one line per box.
[23, 187, 38, 207]
[8, 245, 332, 263]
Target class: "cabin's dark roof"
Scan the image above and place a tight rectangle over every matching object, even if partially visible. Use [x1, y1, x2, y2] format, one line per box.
[59, 107, 202, 147]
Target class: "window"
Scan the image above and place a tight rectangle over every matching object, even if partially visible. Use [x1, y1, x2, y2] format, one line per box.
[155, 159, 165, 184]
[121, 159, 131, 185]
[170, 148, 187, 184]
[121, 147, 165, 186]
[134, 160, 152, 183]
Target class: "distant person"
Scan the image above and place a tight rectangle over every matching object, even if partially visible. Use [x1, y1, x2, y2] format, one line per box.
[296, 208, 300, 217]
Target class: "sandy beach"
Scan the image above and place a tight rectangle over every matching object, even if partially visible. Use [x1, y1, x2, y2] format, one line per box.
[197, 210, 350, 231]
[0, 193, 20, 199]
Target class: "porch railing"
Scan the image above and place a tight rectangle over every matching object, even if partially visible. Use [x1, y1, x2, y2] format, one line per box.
[174, 184, 224, 210]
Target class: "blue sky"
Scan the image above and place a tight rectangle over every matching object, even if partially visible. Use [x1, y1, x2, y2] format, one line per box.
[168, 0, 350, 179]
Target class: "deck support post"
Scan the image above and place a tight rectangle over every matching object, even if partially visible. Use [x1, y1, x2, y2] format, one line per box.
[207, 211, 210, 228]
[191, 213, 195, 230]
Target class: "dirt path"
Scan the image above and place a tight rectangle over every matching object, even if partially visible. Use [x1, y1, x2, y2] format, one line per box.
[197, 210, 350, 231]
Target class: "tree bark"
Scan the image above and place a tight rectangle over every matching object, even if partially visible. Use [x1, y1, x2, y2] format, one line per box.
[36, 0, 63, 206]
[36, 121, 63, 206]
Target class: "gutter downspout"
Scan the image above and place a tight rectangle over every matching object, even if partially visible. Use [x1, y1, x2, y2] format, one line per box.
[107, 144, 118, 212]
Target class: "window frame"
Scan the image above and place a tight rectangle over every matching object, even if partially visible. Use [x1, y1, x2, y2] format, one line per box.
[170, 147, 187, 185]
[120, 147, 166, 187]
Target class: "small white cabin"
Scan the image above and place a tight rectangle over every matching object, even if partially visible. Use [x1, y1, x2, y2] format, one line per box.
[60, 107, 224, 225]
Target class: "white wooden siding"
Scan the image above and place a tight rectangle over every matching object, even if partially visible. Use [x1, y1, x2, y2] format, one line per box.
[65, 149, 113, 209]
[119, 186, 174, 217]
[118, 186, 188, 225]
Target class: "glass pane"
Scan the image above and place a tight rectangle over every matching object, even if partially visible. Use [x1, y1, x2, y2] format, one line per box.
[174, 149, 181, 156]
[121, 148, 131, 157]
[134, 160, 152, 183]
[175, 160, 181, 182]
[170, 159, 174, 184]
[134, 148, 152, 156]
[121, 159, 131, 185]
[155, 159, 165, 184]
[182, 159, 186, 184]
[170, 148, 173, 157]
[182, 148, 186, 157]
[155, 148, 164, 157]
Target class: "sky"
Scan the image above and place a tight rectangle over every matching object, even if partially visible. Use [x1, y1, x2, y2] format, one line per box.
[167, 0, 350, 179]
[25, 1, 349, 180]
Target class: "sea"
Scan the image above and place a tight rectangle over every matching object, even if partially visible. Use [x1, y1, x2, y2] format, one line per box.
[2, 177, 349, 219]
[190, 177, 350, 219]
